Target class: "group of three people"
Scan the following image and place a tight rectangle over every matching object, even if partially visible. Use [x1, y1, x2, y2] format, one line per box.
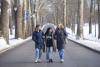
[32, 24, 68, 63]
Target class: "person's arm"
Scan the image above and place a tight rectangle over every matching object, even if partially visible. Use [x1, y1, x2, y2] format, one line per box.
[63, 29, 68, 37]
[54, 29, 57, 39]
[52, 32, 56, 52]
[32, 32, 37, 42]
[43, 32, 46, 52]
[42, 32, 45, 39]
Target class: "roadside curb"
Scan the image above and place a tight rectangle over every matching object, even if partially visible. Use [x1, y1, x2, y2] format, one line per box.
[68, 38, 100, 53]
[0, 37, 31, 54]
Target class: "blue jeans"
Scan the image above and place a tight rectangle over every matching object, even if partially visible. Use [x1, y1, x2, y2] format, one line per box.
[35, 48, 42, 60]
[59, 49, 64, 60]
[46, 47, 53, 60]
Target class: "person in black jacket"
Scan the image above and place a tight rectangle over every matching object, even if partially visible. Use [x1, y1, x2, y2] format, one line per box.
[45, 27, 54, 63]
[54, 24, 68, 63]
[32, 25, 44, 63]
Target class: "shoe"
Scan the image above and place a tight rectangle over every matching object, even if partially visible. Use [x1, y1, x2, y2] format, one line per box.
[60, 59, 64, 63]
[49, 59, 53, 63]
[35, 59, 38, 63]
[50, 59, 53, 63]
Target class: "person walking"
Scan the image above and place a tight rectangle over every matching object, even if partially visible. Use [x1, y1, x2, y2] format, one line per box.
[54, 23, 68, 63]
[45, 27, 55, 63]
[32, 25, 44, 63]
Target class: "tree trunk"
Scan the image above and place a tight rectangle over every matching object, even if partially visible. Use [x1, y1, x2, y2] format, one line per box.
[89, 0, 93, 34]
[72, 15, 75, 33]
[98, 0, 100, 38]
[64, 0, 67, 27]
[23, 0, 28, 38]
[76, 0, 80, 39]
[9, 0, 15, 35]
[79, 0, 84, 39]
[1, 0, 9, 44]
[93, 0, 96, 37]
[9, 0, 13, 35]
[27, 0, 32, 37]
[30, 0, 35, 32]
[0, 13, 1, 32]
[76, 0, 84, 39]
[14, 0, 17, 38]
[15, 0, 23, 39]
[0, 9, 2, 37]
[56, 5, 58, 25]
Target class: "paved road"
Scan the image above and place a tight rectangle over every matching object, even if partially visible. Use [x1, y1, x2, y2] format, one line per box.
[0, 40, 100, 67]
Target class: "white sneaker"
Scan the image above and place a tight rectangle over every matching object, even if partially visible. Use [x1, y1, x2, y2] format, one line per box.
[35, 59, 38, 63]
[60, 59, 64, 63]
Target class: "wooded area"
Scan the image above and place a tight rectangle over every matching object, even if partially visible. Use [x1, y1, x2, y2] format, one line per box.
[0, 0, 100, 44]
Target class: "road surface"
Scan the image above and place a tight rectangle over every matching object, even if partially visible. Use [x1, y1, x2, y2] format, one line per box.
[0, 40, 100, 67]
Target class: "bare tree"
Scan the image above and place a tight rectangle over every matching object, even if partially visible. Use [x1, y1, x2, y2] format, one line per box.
[64, 0, 67, 27]
[98, 0, 100, 38]
[89, 0, 93, 34]
[0, 1, 2, 36]
[9, 0, 14, 35]
[30, 0, 36, 32]
[27, 0, 32, 37]
[23, 0, 27, 38]
[15, 0, 23, 39]
[1, 0, 9, 44]
[76, 0, 84, 39]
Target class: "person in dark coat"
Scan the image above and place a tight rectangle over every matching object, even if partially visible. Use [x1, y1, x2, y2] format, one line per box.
[32, 25, 44, 63]
[54, 24, 68, 63]
[45, 27, 55, 63]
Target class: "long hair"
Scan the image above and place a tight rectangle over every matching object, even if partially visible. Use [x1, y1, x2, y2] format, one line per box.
[58, 23, 64, 29]
[45, 27, 52, 35]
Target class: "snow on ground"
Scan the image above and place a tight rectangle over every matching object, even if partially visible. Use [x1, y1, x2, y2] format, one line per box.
[83, 23, 100, 42]
[66, 23, 100, 52]
[0, 37, 9, 50]
[9, 28, 24, 46]
[65, 27, 76, 39]
[0, 28, 26, 51]
[66, 23, 100, 42]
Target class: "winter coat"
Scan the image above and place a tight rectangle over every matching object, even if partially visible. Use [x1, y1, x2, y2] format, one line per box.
[32, 31, 44, 49]
[45, 32, 54, 47]
[54, 28, 67, 50]
[45, 32, 56, 52]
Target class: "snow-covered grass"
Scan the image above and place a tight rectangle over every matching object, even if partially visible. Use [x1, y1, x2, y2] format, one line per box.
[66, 23, 100, 52]
[66, 23, 100, 42]
[0, 37, 9, 51]
[9, 28, 24, 46]
[0, 27, 31, 52]
[83, 23, 100, 42]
